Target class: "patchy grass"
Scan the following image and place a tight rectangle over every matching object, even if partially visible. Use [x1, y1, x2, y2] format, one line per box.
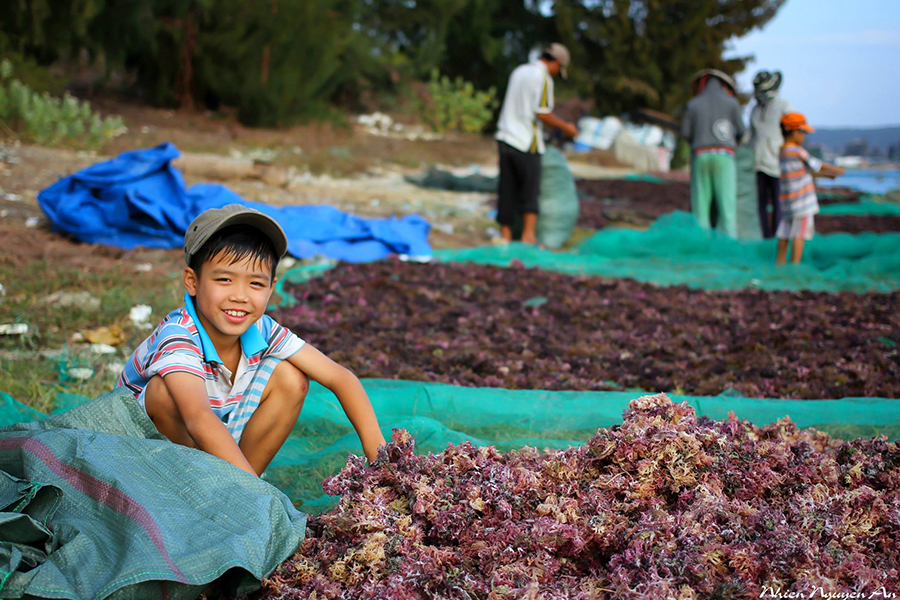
[0, 354, 118, 414]
[0, 258, 182, 409]
[0, 253, 317, 411]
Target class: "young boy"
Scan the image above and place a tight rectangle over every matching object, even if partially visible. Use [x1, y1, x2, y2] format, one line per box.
[119, 204, 386, 477]
[776, 112, 844, 265]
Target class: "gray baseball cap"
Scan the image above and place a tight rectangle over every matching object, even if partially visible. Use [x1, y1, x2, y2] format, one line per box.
[184, 204, 288, 266]
[546, 43, 571, 79]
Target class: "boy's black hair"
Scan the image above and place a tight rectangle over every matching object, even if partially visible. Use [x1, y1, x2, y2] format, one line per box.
[781, 125, 800, 139]
[189, 224, 279, 281]
[540, 52, 556, 63]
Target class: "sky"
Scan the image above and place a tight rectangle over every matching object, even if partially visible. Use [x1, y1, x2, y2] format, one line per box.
[725, 0, 900, 129]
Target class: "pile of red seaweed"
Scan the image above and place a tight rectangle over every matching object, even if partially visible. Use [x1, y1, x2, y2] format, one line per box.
[272, 260, 900, 399]
[576, 179, 690, 228]
[258, 394, 900, 599]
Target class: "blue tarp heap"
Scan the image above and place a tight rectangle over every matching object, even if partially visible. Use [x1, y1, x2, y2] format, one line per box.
[37, 143, 432, 262]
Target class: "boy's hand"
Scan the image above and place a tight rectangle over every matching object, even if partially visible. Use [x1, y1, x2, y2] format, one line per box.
[287, 345, 386, 461]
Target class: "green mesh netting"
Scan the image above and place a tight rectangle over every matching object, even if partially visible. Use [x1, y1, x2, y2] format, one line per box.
[273, 212, 900, 301]
[436, 211, 900, 292]
[3, 382, 898, 516]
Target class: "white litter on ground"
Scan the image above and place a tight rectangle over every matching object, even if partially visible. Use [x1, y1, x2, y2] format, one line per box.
[129, 304, 153, 329]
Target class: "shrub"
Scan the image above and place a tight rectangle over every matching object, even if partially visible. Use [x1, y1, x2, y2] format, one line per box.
[0, 58, 126, 149]
[419, 69, 496, 134]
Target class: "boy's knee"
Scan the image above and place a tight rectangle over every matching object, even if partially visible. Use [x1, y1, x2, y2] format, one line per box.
[144, 375, 176, 419]
[270, 361, 309, 410]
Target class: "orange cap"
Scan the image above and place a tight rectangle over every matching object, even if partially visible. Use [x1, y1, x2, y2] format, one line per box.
[781, 112, 815, 133]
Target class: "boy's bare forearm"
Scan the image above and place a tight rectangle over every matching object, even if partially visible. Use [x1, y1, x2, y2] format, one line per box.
[287, 345, 386, 461]
[815, 163, 844, 179]
[332, 369, 386, 461]
[184, 411, 258, 476]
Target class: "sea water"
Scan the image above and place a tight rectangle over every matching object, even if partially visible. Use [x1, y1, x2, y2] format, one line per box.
[817, 168, 900, 195]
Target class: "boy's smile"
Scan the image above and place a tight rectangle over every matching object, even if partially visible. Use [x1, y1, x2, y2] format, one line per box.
[184, 252, 275, 351]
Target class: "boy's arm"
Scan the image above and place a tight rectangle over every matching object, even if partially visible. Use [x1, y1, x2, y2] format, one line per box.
[286, 345, 386, 461]
[816, 163, 845, 179]
[161, 372, 258, 476]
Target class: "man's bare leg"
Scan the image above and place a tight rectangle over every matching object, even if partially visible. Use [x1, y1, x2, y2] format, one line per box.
[521, 212, 538, 244]
[239, 361, 309, 475]
[500, 225, 513, 242]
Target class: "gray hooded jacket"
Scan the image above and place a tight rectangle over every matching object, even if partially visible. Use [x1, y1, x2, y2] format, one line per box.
[680, 78, 746, 153]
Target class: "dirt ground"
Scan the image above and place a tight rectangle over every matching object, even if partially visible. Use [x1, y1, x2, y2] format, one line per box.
[0, 101, 633, 408]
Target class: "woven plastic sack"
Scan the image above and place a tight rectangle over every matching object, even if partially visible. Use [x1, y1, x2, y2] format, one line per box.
[0, 388, 306, 600]
[535, 147, 579, 249]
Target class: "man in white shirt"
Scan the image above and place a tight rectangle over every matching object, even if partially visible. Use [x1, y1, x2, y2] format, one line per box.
[495, 43, 579, 244]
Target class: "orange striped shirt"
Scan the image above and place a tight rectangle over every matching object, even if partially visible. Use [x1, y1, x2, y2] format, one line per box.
[779, 145, 822, 217]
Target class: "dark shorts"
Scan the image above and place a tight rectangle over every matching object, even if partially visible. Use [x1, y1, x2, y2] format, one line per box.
[497, 141, 541, 226]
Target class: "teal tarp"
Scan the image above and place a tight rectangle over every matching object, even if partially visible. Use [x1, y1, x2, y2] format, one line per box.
[0, 388, 306, 600]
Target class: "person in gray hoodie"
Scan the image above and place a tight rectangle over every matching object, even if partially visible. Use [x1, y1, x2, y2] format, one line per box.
[680, 70, 746, 237]
[750, 70, 792, 238]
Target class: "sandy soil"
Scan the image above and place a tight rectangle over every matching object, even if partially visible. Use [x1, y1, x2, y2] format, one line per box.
[0, 100, 641, 280]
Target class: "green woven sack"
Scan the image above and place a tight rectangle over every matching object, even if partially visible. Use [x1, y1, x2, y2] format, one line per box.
[0, 388, 306, 600]
[536, 147, 579, 249]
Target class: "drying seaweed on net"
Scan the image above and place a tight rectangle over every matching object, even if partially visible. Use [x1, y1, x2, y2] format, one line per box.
[816, 214, 900, 234]
[575, 179, 690, 228]
[272, 260, 900, 399]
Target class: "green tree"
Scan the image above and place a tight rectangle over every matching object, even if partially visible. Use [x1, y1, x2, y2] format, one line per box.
[549, 0, 785, 115]
[0, 0, 786, 127]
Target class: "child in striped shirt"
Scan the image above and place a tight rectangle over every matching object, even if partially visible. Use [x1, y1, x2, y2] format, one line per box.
[119, 205, 386, 477]
[776, 112, 844, 265]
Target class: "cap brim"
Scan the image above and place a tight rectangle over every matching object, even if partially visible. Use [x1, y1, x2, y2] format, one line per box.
[186, 211, 289, 265]
[800, 124, 815, 133]
[561, 66, 568, 80]
[224, 212, 289, 258]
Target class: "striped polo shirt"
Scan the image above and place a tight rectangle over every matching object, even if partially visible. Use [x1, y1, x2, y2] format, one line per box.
[779, 144, 822, 218]
[118, 294, 305, 440]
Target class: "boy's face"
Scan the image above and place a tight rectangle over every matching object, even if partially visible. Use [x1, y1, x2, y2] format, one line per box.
[786, 129, 806, 144]
[183, 251, 276, 346]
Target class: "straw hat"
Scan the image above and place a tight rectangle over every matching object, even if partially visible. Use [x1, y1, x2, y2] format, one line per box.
[690, 69, 737, 94]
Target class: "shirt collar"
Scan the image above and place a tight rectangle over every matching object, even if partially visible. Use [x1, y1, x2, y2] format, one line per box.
[183, 293, 268, 363]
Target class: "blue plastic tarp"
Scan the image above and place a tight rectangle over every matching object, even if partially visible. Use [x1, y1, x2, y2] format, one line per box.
[37, 143, 432, 263]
